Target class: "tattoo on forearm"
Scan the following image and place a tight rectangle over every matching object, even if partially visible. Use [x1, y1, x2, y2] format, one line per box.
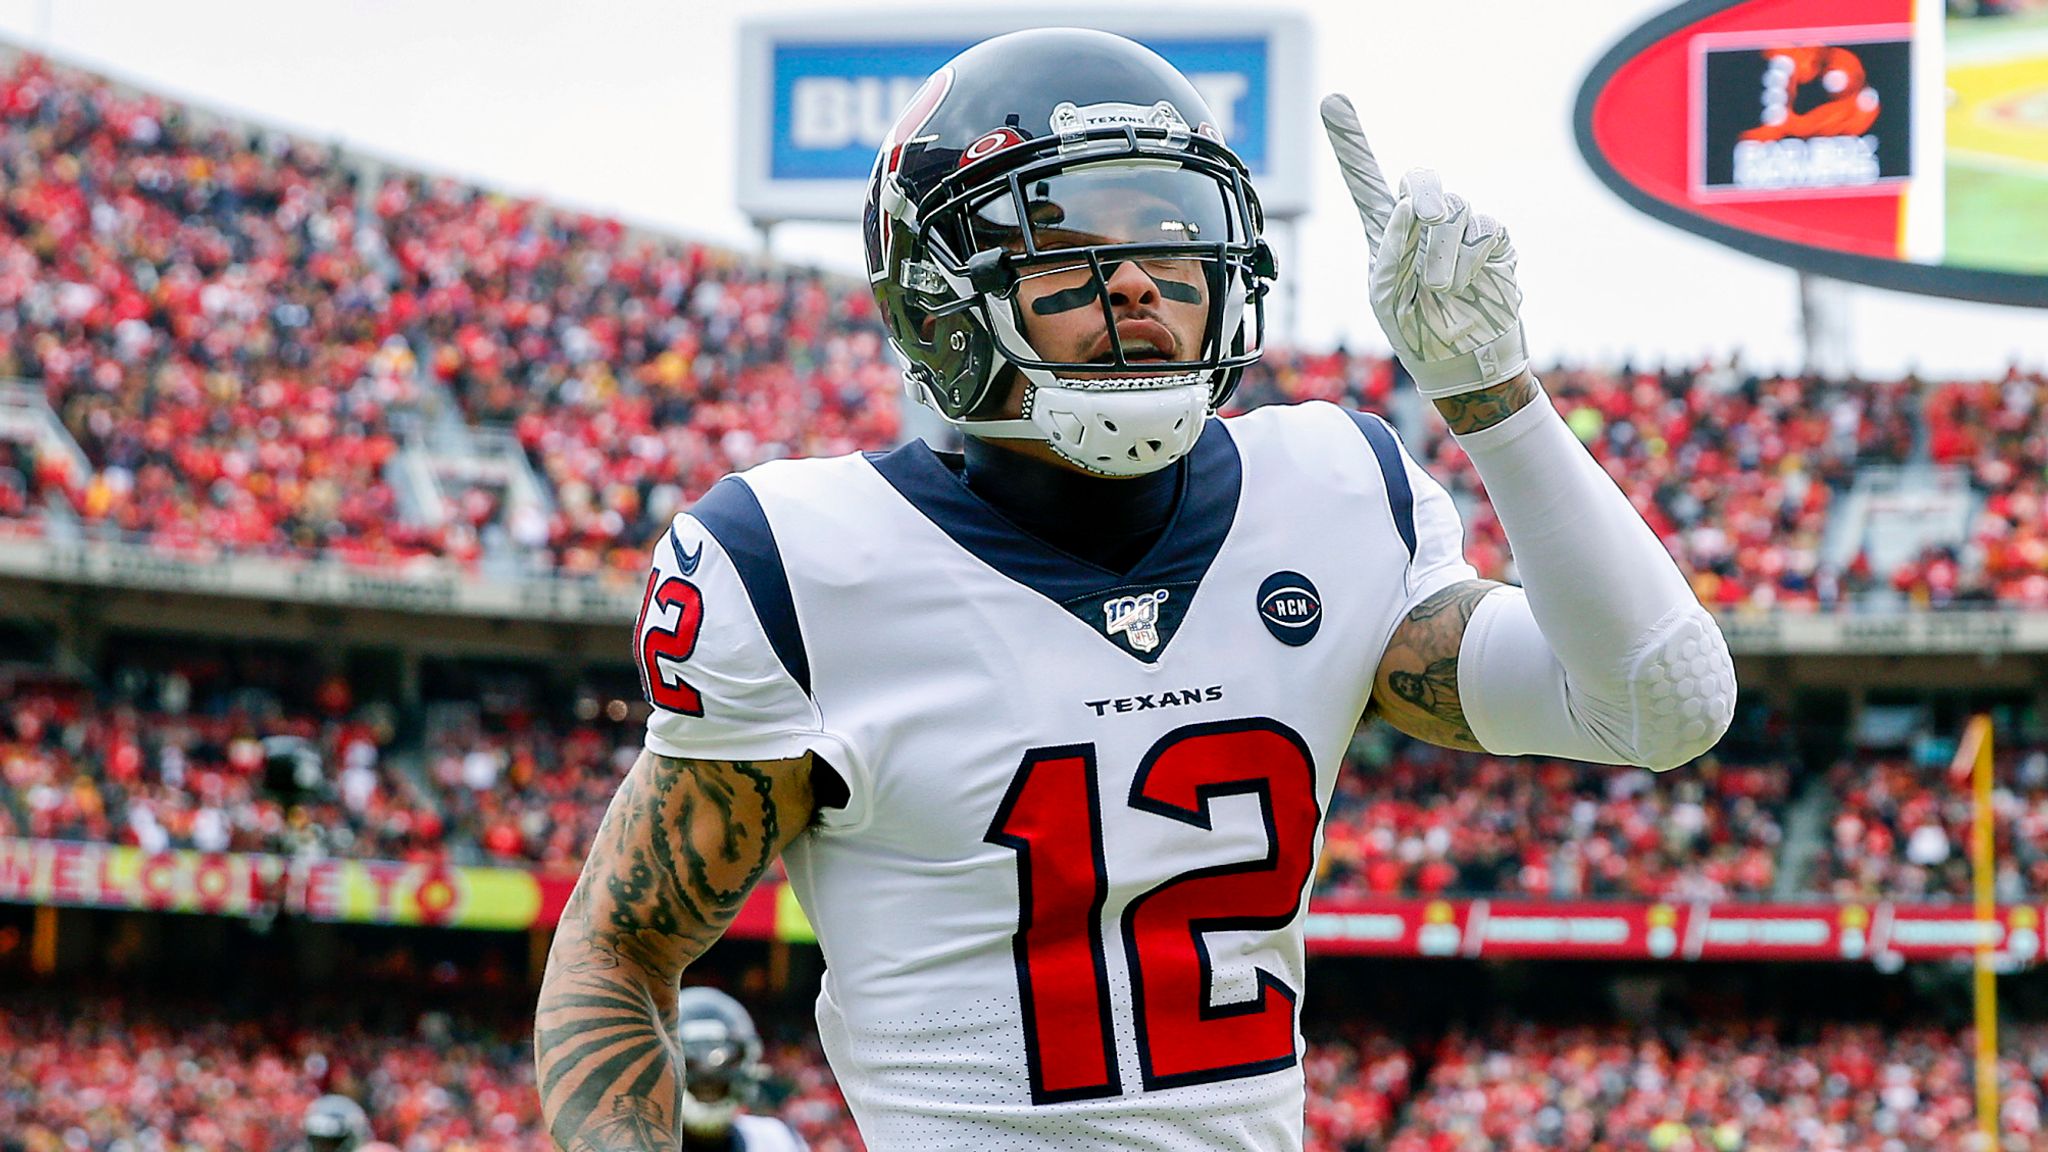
[1376, 580, 1498, 751]
[535, 753, 796, 1152]
[1432, 371, 1539, 434]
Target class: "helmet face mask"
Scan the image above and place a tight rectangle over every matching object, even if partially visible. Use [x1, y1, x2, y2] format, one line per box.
[864, 29, 1276, 476]
[957, 161, 1242, 377]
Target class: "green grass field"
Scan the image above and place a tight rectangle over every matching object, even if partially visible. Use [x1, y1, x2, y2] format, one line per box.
[1945, 11, 2048, 274]
[1945, 161, 2048, 273]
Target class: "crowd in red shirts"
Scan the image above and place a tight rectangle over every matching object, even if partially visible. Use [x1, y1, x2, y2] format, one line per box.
[0, 995, 552, 1152]
[1316, 744, 1789, 902]
[1814, 743, 2048, 905]
[0, 55, 423, 563]
[1, 54, 2042, 604]
[1914, 377, 2048, 607]
[0, 53, 900, 578]
[1387, 1021, 2048, 1152]
[1414, 363, 2048, 612]
[6, 661, 1983, 908]
[10, 993, 2048, 1152]
[17, 652, 2048, 906]
[0, 992, 862, 1152]
[0, 671, 637, 874]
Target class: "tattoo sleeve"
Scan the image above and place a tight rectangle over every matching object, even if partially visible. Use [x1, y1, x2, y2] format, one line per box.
[1369, 579, 1503, 752]
[1431, 370, 1540, 434]
[535, 750, 815, 1152]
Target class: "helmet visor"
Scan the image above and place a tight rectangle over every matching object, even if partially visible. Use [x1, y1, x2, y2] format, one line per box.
[966, 161, 1239, 253]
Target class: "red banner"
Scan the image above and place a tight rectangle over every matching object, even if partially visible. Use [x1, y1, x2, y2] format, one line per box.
[6, 836, 2039, 965]
[1304, 898, 2045, 965]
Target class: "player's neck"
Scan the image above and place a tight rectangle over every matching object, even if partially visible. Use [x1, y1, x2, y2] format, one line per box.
[960, 435, 1183, 573]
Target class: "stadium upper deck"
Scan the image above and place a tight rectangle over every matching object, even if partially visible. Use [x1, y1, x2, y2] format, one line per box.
[0, 50, 2040, 621]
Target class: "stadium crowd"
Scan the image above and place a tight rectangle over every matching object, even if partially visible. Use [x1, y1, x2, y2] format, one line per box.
[9, 994, 2048, 1152]
[0, 996, 553, 1152]
[7, 41, 2048, 1152]
[16, 645, 2048, 909]
[1, 655, 1796, 897]
[1387, 1021, 2048, 1152]
[1415, 364, 2048, 612]
[0, 53, 2043, 606]
[1814, 742, 2048, 905]
[0, 51, 900, 579]
[25, 657, 2048, 911]
[1315, 744, 1788, 902]
[0, 669, 632, 873]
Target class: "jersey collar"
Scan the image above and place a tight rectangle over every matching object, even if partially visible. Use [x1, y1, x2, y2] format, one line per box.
[866, 418, 1242, 661]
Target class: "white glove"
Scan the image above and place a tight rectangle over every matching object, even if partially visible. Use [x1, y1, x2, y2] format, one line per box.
[1320, 94, 1529, 399]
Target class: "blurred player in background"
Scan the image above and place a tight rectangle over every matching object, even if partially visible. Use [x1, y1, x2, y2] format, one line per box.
[674, 987, 807, 1152]
[536, 26, 1736, 1151]
[298, 1094, 371, 1152]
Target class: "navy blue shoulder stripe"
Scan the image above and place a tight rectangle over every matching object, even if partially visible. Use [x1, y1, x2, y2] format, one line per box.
[687, 477, 811, 697]
[1347, 411, 1418, 560]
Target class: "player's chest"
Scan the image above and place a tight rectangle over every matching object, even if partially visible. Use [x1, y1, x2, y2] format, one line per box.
[813, 565, 1379, 863]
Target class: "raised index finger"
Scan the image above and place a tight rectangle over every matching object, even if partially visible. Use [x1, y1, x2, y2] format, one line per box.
[1319, 93, 1395, 259]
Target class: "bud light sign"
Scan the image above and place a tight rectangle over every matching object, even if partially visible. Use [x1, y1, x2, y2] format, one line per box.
[738, 13, 1312, 223]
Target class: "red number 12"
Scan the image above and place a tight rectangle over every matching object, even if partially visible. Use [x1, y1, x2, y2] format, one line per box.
[636, 572, 705, 717]
[984, 719, 1320, 1104]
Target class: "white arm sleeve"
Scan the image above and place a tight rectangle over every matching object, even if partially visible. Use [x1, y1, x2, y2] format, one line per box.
[1451, 386, 1736, 770]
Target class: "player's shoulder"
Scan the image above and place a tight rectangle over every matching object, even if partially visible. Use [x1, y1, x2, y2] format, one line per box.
[710, 450, 880, 505]
[668, 451, 888, 546]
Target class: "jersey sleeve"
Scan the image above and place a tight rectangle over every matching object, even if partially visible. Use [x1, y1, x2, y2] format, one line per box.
[633, 499, 830, 765]
[1348, 409, 1481, 614]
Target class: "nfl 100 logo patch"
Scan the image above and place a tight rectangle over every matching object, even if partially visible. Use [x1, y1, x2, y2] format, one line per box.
[1104, 588, 1171, 653]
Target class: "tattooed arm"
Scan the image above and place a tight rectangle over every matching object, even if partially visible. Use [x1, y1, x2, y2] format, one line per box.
[1368, 579, 1502, 751]
[1431, 368, 1538, 435]
[1372, 367, 1734, 767]
[1365, 373, 1537, 750]
[535, 750, 817, 1152]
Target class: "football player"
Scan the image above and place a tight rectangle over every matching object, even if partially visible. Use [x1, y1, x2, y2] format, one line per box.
[675, 986, 807, 1152]
[537, 27, 1735, 1152]
[299, 1094, 371, 1152]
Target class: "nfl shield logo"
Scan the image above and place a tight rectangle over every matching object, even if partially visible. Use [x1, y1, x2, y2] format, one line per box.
[1104, 589, 1171, 653]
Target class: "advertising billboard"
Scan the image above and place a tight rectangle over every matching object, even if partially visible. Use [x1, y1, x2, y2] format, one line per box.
[1575, 0, 2048, 307]
[736, 10, 1313, 223]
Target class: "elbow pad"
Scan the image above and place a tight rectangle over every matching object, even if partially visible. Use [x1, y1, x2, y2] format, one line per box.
[1460, 586, 1737, 771]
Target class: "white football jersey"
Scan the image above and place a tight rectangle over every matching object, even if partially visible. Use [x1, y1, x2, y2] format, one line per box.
[637, 402, 1472, 1151]
[734, 1113, 807, 1152]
